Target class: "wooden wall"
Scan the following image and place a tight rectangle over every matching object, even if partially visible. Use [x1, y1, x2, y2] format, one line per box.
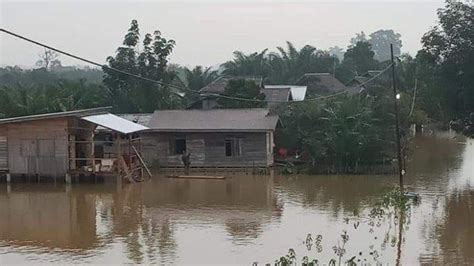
[2, 118, 69, 176]
[0, 128, 7, 170]
[142, 131, 274, 168]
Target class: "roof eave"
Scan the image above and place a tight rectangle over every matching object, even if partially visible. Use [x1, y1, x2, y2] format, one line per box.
[144, 129, 275, 133]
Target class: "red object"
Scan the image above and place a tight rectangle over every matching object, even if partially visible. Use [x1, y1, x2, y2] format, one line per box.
[278, 148, 288, 156]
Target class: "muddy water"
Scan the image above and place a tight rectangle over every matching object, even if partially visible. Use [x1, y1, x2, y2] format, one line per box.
[0, 132, 473, 264]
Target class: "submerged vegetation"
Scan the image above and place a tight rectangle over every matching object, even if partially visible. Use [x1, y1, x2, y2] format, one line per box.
[262, 188, 419, 265]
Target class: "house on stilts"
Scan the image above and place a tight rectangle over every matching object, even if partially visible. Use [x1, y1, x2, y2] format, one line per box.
[0, 107, 150, 183]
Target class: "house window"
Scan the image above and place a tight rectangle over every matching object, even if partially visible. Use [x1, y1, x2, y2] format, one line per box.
[171, 138, 187, 155]
[225, 138, 243, 157]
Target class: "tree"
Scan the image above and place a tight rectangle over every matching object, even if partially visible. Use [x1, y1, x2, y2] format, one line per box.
[221, 49, 270, 77]
[349, 31, 368, 47]
[184, 66, 218, 91]
[342, 41, 379, 76]
[103, 19, 181, 113]
[369, 29, 403, 62]
[217, 79, 266, 108]
[36, 49, 61, 70]
[269, 42, 335, 84]
[221, 42, 337, 85]
[420, 0, 474, 118]
[328, 46, 345, 62]
[276, 94, 396, 171]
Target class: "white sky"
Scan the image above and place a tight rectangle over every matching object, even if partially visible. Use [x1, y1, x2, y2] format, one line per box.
[0, 0, 444, 68]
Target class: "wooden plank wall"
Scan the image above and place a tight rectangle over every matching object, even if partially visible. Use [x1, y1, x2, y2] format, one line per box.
[4, 118, 69, 176]
[0, 128, 7, 170]
[142, 132, 272, 168]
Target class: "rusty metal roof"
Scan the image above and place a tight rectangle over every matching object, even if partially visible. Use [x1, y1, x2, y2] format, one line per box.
[0, 107, 111, 125]
[148, 108, 278, 132]
[199, 76, 263, 94]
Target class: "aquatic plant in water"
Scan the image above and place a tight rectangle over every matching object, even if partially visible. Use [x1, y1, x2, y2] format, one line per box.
[255, 188, 419, 265]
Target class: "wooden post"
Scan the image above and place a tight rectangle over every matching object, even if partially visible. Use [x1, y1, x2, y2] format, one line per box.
[128, 135, 133, 180]
[91, 131, 96, 175]
[390, 44, 404, 193]
[116, 133, 122, 183]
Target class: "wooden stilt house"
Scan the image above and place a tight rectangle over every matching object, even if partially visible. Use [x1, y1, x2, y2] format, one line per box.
[0, 107, 150, 183]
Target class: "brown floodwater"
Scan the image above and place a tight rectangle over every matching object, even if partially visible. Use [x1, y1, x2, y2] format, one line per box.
[0, 132, 473, 265]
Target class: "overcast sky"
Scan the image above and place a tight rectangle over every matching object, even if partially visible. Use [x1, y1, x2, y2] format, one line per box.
[1, 0, 444, 68]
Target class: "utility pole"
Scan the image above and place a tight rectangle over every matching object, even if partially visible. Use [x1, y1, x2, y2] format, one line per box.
[390, 44, 404, 192]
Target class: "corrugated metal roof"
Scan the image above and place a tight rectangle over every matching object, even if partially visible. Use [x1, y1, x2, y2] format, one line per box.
[148, 108, 278, 132]
[82, 113, 149, 134]
[264, 85, 307, 101]
[118, 113, 153, 127]
[199, 76, 263, 94]
[261, 87, 291, 105]
[298, 73, 347, 93]
[0, 107, 112, 125]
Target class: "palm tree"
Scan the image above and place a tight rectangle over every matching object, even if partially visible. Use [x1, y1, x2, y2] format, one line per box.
[221, 49, 270, 77]
[183, 66, 218, 91]
[269, 42, 336, 84]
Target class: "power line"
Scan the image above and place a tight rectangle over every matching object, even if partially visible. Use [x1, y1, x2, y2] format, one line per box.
[0, 28, 198, 95]
[1, 27, 392, 104]
[203, 63, 393, 104]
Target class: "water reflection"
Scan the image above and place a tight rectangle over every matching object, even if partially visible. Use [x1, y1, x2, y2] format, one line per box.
[0, 133, 472, 264]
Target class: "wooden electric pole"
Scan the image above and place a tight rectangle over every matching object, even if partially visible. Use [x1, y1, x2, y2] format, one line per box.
[390, 44, 404, 192]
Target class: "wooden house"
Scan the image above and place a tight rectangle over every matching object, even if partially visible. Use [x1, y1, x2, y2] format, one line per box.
[142, 108, 279, 168]
[189, 76, 263, 110]
[0, 107, 149, 183]
[296, 73, 351, 95]
[262, 85, 307, 108]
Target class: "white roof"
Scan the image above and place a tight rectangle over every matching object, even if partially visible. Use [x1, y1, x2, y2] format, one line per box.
[81, 113, 149, 134]
[264, 85, 307, 101]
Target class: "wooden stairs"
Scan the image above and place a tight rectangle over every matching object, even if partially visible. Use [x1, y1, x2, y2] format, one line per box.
[118, 146, 152, 183]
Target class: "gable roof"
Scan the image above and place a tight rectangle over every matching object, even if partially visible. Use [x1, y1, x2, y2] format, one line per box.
[0, 107, 111, 125]
[199, 76, 263, 94]
[263, 85, 307, 101]
[297, 73, 347, 93]
[261, 87, 292, 104]
[148, 108, 279, 132]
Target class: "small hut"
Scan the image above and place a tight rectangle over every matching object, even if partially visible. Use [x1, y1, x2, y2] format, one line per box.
[0, 107, 150, 183]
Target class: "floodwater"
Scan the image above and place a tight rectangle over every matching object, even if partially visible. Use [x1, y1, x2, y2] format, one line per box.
[0, 132, 473, 265]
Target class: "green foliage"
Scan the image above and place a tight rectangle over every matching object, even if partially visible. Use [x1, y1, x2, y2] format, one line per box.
[103, 19, 183, 113]
[183, 65, 218, 91]
[222, 49, 271, 77]
[222, 42, 336, 84]
[342, 42, 378, 76]
[0, 78, 105, 118]
[419, 0, 474, 120]
[276, 94, 397, 170]
[0, 67, 107, 118]
[368, 29, 402, 62]
[217, 79, 267, 109]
